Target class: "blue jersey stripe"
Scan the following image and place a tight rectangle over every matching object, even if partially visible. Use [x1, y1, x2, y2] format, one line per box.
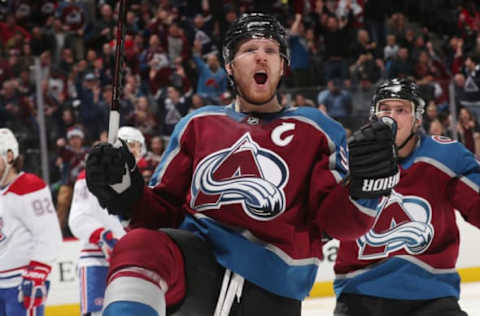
[180, 214, 318, 300]
[334, 256, 460, 299]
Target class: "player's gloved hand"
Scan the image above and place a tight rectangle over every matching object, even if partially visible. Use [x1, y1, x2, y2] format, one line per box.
[347, 116, 399, 199]
[18, 261, 51, 310]
[86, 138, 144, 218]
[89, 228, 119, 262]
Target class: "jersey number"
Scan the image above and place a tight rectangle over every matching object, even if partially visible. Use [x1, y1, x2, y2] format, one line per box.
[32, 198, 54, 216]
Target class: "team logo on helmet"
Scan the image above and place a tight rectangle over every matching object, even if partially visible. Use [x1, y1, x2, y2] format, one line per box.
[357, 190, 434, 259]
[191, 133, 289, 221]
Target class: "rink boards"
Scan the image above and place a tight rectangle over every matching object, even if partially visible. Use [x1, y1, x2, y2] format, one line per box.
[45, 213, 480, 315]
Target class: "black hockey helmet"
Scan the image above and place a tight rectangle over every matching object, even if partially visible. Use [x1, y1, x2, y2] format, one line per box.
[222, 13, 290, 65]
[370, 78, 425, 120]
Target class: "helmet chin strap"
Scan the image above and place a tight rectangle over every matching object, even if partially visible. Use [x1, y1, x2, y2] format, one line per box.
[397, 116, 418, 151]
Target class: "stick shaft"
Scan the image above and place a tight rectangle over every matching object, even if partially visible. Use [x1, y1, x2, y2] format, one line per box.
[108, 0, 127, 144]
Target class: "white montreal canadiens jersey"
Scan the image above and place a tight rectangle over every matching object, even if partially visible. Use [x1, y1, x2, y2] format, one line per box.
[0, 172, 62, 288]
[69, 170, 126, 267]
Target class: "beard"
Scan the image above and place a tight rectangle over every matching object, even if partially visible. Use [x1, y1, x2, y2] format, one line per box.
[234, 77, 280, 106]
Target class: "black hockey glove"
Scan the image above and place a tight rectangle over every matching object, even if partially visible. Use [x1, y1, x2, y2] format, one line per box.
[347, 116, 399, 199]
[86, 139, 144, 218]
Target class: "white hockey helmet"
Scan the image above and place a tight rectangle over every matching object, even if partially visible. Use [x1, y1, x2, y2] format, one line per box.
[118, 126, 146, 156]
[0, 128, 19, 160]
[0, 128, 19, 185]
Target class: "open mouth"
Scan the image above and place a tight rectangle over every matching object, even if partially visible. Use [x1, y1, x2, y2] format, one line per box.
[254, 72, 268, 84]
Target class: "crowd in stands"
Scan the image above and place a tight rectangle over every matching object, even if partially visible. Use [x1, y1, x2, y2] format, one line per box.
[1, 0, 480, 236]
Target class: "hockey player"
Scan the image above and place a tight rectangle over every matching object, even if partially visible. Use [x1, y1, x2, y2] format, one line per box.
[333, 78, 480, 316]
[0, 128, 62, 315]
[85, 13, 399, 316]
[68, 126, 147, 315]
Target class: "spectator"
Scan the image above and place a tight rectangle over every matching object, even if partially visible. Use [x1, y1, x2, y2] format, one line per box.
[145, 135, 166, 170]
[192, 39, 228, 103]
[58, 47, 76, 75]
[350, 29, 383, 89]
[156, 85, 190, 136]
[57, 0, 89, 60]
[387, 46, 414, 78]
[145, 34, 172, 95]
[384, 34, 399, 65]
[288, 13, 311, 88]
[317, 79, 353, 127]
[422, 101, 438, 133]
[363, 0, 389, 56]
[350, 52, 383, 90]
[0, 16, 31, 51]
[0, 48, 22, 83]
[321, 15, 353, 83]
[293, 93, 316, 107]
[125, 95, 158, 142]
[76, 72, 107, 143]
[0, 79, 23, 128]
[165, 22, 191, 64]
[54, 126, 88, 236]
[458, 54, 480, 118]
[414, 49, 449, 104]
[457, 107, 480, 155]
[46, 17, 69, 65]
[188, 93, 206, 112]
[428, 117, 445, 136]
[191, 13, 217, 55]
[219, 91, 233, 106]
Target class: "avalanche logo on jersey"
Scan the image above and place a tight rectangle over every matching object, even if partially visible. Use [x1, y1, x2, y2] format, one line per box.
[191, 133, 289, 221]
[357, 190, 434, 260]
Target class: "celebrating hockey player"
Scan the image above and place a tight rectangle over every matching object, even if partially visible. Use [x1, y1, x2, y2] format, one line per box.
[85, 13, 399, 316]
[68, 126, 147, 315]
[333, 78, 480, 316]
[0, 128, 62, 315]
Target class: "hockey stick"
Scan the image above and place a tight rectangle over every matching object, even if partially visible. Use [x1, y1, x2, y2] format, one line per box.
[108, 0, 128, 144]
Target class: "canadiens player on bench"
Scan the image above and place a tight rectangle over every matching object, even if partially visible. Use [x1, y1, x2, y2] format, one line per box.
[85, 13, 399, 316]
[333, 78, 480, 316]
[0, 128, 62, 315]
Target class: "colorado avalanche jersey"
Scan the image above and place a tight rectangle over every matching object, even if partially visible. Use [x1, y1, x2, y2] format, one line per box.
[69, 170, 126, 267]
[133, 105, 379, 300]
[0, 172, 62, 288]
[334, 134, 480, 300]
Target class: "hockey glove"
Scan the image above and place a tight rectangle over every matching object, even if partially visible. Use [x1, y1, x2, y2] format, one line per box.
[86, 139, 144, 218]
[89, 228, 118, 262]
[18, 261, 51, 310]
[347, 116, 400, 199]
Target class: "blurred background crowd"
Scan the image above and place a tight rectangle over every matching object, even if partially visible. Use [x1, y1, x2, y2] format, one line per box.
[1, 0, 480, 236]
